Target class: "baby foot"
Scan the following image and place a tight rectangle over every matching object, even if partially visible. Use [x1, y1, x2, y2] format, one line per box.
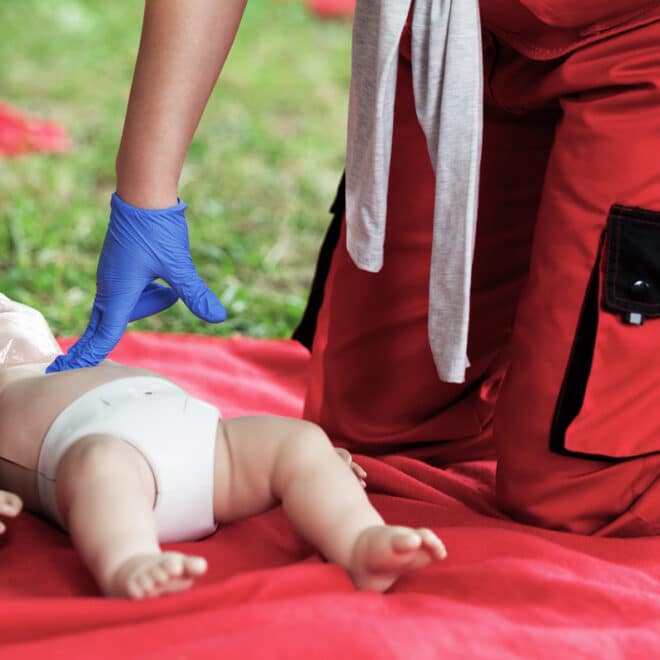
[108, 552, 208, 599]
[350, 526, 447, 592]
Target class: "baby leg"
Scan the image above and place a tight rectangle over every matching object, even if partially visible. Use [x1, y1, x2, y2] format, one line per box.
[215, 417, 446, 592]
[55, 434, 206, 599]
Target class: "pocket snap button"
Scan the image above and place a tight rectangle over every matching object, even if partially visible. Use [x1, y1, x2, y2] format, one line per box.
[629, 279, 651, 301]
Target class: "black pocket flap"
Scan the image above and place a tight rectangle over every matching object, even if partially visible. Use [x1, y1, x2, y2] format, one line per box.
[603, 204, 660, 318]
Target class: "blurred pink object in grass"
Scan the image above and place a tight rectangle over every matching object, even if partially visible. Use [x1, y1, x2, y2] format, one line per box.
[306, 0, 354, 18]
[0, 101, 70, 157]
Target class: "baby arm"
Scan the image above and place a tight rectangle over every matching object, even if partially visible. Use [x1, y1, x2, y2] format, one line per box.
[0, 490, 22, 535]
[214, 416, 446, 592]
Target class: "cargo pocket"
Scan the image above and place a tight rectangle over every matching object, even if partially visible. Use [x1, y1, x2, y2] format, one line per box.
[551, 204, 660, 460]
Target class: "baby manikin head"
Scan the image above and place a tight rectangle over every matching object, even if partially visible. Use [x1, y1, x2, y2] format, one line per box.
[0, 294, 62, 367]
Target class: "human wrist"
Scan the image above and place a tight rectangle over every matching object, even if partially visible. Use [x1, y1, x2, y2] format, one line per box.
[111, 191, 187, 216]
[115, 151, 180, 210]
[113, 181, 180, 211]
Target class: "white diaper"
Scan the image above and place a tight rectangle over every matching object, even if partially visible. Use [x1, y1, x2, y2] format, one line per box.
[38, 377, 220, 543]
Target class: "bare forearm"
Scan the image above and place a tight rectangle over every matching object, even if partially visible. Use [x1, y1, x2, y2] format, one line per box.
[115, 0, 247, 208]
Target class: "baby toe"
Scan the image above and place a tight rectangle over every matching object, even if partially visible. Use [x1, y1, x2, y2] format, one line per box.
[150, 565, 170, 585]
[184, 556, 208, 576]
[391, 530, 423, 553]
[136, 572, 156, 595]
[417, 528, 447, 559]
[126, 576, 145, 600]
[163, 555, 185, 577]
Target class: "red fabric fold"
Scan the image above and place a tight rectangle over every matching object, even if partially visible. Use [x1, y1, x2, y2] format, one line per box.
[1, 332, 658, 657]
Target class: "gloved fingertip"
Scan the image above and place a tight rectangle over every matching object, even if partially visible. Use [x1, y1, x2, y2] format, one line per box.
[45, 353, 80, 373]
[45, 357, 63, 374]
[45, 344, 105, 373]
[212, 301, 228, 323]
[189, 290, 227, 323]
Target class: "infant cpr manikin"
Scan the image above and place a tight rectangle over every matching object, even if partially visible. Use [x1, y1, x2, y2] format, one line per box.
[0, 293, 219, 542]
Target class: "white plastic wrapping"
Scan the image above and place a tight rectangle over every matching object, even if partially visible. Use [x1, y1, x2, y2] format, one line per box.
[0, 293, 62, 366]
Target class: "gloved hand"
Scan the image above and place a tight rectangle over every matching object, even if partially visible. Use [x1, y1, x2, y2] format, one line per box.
[46, 193, 226, 372]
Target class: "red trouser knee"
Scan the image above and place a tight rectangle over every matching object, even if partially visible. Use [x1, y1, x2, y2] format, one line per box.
[491, 17, 660, 536]
[303, 10, 660, 535]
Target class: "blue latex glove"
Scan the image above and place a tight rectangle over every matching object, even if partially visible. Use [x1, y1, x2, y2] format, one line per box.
[47, 193, 226, 372]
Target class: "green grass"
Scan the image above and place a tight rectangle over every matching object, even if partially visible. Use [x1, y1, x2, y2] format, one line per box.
[0, 0, 351, 338]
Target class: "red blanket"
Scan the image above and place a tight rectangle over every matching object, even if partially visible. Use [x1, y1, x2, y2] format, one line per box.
[1, 333, 658, 657]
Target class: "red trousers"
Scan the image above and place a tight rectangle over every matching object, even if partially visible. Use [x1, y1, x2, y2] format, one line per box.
[302, 2, 660, 536]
